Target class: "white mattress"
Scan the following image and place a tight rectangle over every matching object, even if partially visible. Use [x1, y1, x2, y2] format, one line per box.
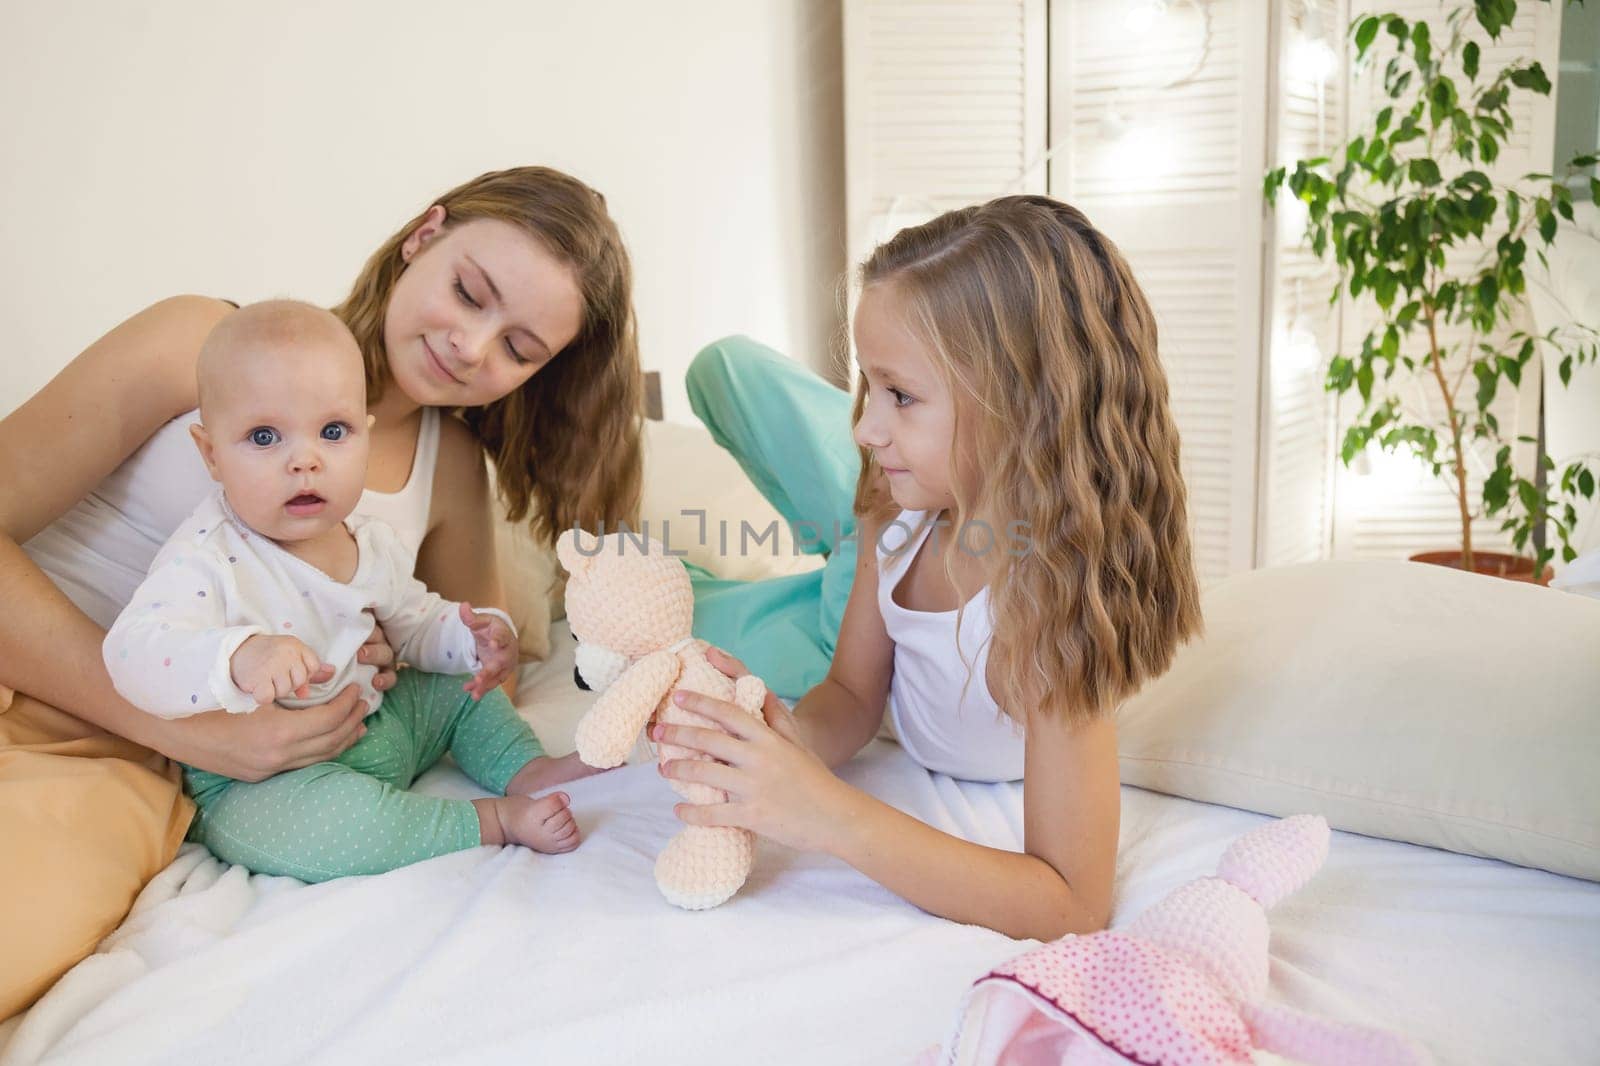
[5, 646, 1597, 1066]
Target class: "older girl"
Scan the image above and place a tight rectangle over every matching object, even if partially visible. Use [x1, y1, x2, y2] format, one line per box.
[0, 166, 641, 1017]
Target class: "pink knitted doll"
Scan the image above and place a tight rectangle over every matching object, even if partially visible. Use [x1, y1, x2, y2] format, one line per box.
[556, 529, 768, 910]
[920, 815, 1431, 1066]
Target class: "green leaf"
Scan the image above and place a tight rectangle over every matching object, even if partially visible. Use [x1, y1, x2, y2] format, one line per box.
[1411, 21, 1432, 65]
[1517, 479, 1541, 515]
[1386, 16, 1411, 51]
[1340, 425, 1370, 466]
[1478, 275, 1499, 310]
[1591, 177, 1600, 207]
[1355, 15, 1380, 56]
[1326, 355, 1355, 393]
[1430, 77, 1456, 120]
[1540, 208, 1558, 243]
[1474, 0, 1508, 39]
[1391, 124, 1425, 146]
[1484, 464, 1511, 512]
[1376, 272, 1400, 309]
[1474, 360, 1498, 409]
[1463, 40, 1480, 80]
[1581, 469, 1597, 499]
[1560, 355, 1573, 386]
[1409, 158, 1443, 186]
[1495, 357, 1521, 391]
[1357, 360, 1375, 403]
[1509, 64, 1553, 96]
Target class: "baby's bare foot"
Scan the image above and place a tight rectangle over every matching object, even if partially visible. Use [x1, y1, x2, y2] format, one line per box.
[476, 793, 581, 853]
[506, 751, 614, 796]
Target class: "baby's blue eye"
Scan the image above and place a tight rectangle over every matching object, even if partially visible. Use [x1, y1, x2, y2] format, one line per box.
[321, 423, 348, 442]
[249, 427, 280, 447]
[889, 388, 914, 408]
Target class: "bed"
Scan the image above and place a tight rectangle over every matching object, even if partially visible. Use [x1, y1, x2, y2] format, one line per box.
[4, 423, 1596, 1065]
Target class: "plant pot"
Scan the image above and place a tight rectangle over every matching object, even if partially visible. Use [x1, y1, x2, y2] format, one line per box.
[1409, 550, 1553, 586]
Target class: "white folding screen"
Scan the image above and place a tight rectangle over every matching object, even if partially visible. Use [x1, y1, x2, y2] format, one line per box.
[1048, 0, 1270, 583]
[843, 0, 1048, 274]
[1260, 0, 1348, 567]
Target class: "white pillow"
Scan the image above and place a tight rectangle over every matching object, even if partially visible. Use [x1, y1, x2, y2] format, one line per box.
[638, 419, 825, 583]
[1116, 560, 1600, 881]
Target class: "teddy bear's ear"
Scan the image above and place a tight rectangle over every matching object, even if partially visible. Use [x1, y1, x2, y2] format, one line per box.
[555, 529, 599, 576]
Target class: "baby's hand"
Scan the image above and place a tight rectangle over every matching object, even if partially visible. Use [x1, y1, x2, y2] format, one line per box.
[230, 634, 333, 706]
[460, 602, 517, 699]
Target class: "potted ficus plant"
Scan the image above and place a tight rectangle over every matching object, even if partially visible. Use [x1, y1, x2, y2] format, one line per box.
[1265, 0, 1599, 581]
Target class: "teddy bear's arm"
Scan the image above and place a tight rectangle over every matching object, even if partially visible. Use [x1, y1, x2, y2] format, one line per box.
[733, 673, 767, 720]
[574, 649, 681, 768]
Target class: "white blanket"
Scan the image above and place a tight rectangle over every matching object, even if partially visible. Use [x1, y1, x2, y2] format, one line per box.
[6, 741, 1598, 1064]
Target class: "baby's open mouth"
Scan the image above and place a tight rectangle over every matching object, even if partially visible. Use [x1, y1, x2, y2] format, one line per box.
[285, 493, 326, 514]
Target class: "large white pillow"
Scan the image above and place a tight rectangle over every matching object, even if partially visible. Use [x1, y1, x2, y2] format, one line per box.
[1116, 560, 1600, 881]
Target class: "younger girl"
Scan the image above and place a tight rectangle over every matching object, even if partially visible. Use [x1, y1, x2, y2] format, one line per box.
[663, 195, 1202, 940]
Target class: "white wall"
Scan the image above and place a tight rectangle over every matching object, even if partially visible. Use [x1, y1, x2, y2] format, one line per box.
[0, 0, 846, 424]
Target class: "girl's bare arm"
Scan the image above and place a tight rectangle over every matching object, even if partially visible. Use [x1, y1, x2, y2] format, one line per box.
[413, 416, 519, 700]
[826, 712, 1119, 940]
[790, 513, 896, 769]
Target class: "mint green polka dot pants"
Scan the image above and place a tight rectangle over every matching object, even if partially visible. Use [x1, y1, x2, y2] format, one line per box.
[183, 670, 545, 881]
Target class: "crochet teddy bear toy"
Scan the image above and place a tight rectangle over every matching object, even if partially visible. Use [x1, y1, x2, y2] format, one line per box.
[921, 815, 1431, 1066]
[556, 529, 768, 910]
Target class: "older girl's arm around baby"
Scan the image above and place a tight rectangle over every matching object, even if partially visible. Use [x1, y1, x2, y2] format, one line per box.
[0, 297, 373, 778]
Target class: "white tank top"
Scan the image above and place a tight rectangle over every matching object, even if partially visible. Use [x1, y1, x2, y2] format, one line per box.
[23, 406, 441, 630]
[876, 510, 1025, 782]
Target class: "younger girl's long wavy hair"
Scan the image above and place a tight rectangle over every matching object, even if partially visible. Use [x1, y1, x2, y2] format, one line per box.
[333, 166, 642, 543]
[851, 195, 1202, 725]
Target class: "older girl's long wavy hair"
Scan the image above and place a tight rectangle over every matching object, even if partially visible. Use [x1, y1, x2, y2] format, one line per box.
[333, 166, 642, 543]
[850, 195, 1202, 725]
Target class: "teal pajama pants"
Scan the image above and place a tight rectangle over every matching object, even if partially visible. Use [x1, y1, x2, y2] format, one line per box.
[684, 336, 861, 700]
[184, 670, 545, 882]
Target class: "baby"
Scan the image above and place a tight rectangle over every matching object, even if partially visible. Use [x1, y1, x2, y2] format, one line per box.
[104, 299, 600, 881]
